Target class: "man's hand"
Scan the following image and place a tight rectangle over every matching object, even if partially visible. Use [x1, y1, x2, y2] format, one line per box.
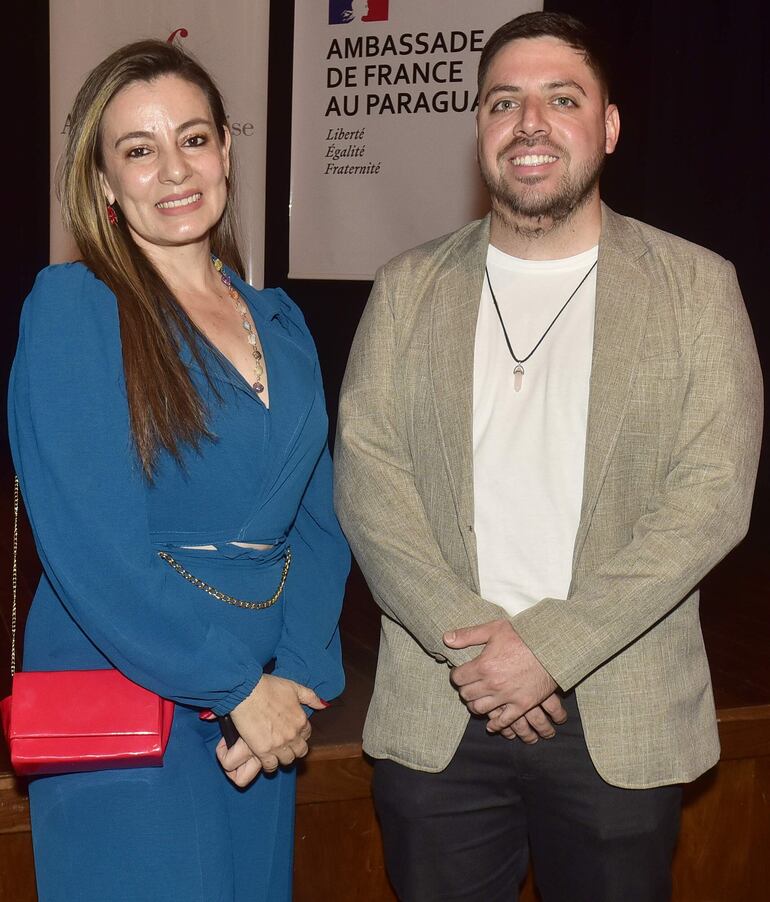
[488, 693, 568, 743]
[444, 620, 558, 729]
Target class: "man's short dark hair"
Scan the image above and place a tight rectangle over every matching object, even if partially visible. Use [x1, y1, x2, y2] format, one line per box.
[478, 11, 612, 101]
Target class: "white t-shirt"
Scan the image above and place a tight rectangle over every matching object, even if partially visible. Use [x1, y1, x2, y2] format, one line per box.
[472, 243, 598, 616]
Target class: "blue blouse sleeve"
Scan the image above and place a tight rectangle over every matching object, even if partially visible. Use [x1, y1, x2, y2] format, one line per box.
[272, 444, 348, 700]
[267, 291, 348, 701]
[8, 264, 264, 714]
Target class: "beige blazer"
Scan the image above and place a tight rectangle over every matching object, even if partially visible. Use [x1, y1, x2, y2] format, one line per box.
[334, 206, 763, 788]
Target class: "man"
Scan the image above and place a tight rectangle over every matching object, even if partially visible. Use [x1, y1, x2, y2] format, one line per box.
[334, 11, 762, 902]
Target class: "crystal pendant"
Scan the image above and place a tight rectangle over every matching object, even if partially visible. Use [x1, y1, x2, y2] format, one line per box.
[513, 364, 524, 393]
[253, 381, 265, 393]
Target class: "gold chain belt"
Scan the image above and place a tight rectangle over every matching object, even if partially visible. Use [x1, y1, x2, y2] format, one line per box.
[157, 547, 291, 610]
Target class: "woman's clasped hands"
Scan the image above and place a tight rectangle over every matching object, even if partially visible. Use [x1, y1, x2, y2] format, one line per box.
[215, 674, 325, 787]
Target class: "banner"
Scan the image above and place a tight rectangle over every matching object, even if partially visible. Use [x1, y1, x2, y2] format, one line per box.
[50, 0, 270, 286]
[289, 0, 541, 280]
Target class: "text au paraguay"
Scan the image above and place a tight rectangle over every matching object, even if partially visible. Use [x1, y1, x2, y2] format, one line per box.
[325, 29, 484, 117]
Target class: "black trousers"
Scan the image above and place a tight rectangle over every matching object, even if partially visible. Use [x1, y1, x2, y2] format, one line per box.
[373, 693, 682, 902]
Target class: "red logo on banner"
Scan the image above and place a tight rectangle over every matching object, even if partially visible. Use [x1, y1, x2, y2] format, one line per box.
[361, 0, 388, 21]
[329, 0, 389, 25]
[167, 27, 189, 45]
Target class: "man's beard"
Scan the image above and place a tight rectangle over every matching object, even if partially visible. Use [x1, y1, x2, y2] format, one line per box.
[480, 139, 606, 228]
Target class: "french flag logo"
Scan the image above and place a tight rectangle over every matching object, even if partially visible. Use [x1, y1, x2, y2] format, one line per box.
[329, 0, 389, 25]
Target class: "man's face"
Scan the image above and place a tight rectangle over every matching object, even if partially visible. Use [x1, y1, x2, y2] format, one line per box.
[476, 36, 619, 223]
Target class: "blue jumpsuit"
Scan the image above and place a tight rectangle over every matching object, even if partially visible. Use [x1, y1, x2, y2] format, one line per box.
[8, 263, 349, 901]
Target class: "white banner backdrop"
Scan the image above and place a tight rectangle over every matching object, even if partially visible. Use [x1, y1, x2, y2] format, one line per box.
[50, 0, 270, 287]
[289, 0, 541, 280]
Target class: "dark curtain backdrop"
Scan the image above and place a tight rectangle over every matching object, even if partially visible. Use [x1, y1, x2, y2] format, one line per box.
[7, 0, 768, 518]
[6, 1, 49, 445]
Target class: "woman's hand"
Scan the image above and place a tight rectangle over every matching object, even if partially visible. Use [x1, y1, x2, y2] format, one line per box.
[216, 738, 264, 787]
[216, 674, 323, 786]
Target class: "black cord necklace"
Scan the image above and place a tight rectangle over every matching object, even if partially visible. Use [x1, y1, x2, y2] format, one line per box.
[484, 259, 597, 392]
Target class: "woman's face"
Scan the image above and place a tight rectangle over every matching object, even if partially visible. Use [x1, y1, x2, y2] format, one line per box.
[98, 74, 231, 253]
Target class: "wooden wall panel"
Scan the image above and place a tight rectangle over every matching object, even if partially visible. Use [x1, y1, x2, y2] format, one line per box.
[673, 757, 770, 902]
[0, 832, 35, 902]
[295, 798, 393, 901]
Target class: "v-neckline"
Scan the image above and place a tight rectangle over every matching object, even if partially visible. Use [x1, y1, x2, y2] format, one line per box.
[199, 257, 271, 409]
[201, 282, 273, 410]
[208, 339, 271, 410]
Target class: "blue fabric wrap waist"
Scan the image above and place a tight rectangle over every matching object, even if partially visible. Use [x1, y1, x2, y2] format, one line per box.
[154, 537, 289, 566]
[154, 540, 291, 604]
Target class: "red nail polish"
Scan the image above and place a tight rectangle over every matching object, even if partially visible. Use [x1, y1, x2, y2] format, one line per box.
[199, 709, 216, 721]
[319, 698, 331, 708]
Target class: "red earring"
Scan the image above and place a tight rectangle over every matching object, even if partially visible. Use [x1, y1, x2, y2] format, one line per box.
[107, 204, 118, 226]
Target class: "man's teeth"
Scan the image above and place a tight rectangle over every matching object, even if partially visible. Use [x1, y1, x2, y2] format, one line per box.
[156, 193, 202, 209]
[512, 154, 558, 166]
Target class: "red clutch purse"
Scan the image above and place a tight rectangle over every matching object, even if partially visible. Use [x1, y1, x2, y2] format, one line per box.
[1, 671, 174, 776]
[1, 478, 174, 776]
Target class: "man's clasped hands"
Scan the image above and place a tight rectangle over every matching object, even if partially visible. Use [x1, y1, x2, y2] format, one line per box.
[444, 620, 567, 743]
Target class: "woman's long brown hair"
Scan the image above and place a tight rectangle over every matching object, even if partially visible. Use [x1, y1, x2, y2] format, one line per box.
[59, 40, 245, 479]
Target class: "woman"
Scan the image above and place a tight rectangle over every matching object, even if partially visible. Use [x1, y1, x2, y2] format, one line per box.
[8, 40, 347, 901]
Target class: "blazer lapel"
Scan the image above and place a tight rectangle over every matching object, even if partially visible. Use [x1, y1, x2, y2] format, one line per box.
[429, 218, 489, 587]
[571, 206, 652, 578]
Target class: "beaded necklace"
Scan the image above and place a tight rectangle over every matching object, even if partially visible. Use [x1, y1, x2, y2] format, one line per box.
[212, 257, 265, 394]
